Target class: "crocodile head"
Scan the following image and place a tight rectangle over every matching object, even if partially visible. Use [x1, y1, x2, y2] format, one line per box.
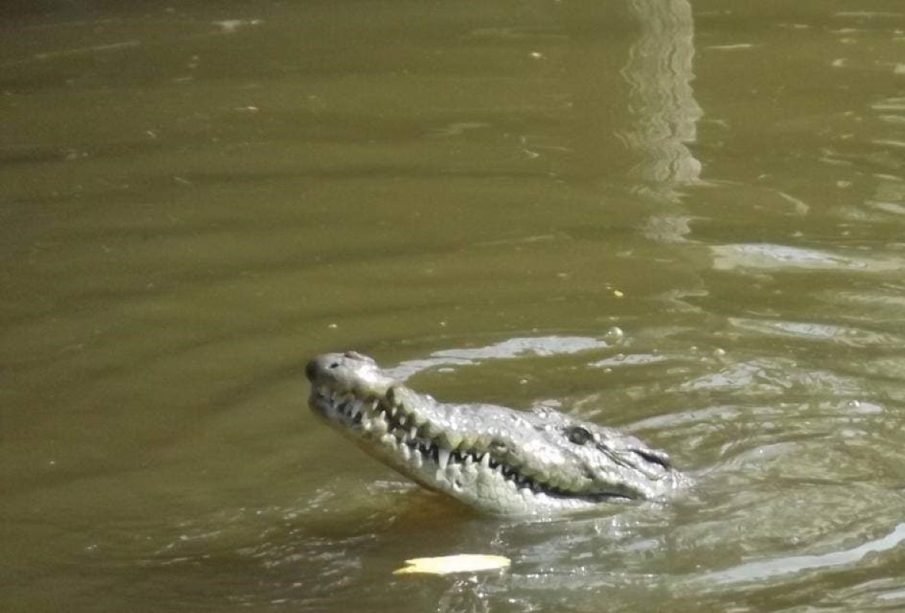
[306, 351, 682, 515]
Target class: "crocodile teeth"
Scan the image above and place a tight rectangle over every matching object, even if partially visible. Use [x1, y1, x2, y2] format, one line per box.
[463, 459, 477, 476]
[372, 416, 388, 436]
[441, 432, 463, 450]
[480, 453, 490, 468]
[437, 448, 450, 470]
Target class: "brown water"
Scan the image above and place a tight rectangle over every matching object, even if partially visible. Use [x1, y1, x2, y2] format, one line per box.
[3, 0, 905, 610]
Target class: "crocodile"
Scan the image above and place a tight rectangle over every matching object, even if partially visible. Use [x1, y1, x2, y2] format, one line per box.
[306, 351, 685, 515]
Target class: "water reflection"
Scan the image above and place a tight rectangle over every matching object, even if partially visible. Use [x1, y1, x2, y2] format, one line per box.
[621, 0, 702, 197]
[559, 0, 701, 204]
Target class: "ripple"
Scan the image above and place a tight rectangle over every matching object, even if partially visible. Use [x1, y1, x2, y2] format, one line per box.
[711, 243, 903, 273]
[387, 335, 610, 379]
[698, 522, 905, 584]
[729, 316, 905, 347]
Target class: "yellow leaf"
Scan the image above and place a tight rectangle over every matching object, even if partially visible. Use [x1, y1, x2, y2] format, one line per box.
[393, 554, 511, 575]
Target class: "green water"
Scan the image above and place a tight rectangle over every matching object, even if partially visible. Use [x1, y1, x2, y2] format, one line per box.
[2, 1, 905, 610]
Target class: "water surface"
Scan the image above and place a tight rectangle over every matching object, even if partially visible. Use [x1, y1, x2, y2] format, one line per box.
[3, 0, 905, 610]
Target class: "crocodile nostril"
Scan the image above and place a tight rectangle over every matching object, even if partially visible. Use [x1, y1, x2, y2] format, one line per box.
[305, 360, 318, 381]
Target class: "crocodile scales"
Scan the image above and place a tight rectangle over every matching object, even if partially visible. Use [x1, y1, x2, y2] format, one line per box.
[306, 351, 685, 515]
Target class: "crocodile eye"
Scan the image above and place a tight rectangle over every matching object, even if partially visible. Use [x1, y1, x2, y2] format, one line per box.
[565, 426, 593, 446]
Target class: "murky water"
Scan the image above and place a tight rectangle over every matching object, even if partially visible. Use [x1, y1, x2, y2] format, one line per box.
[3, 0, 905, 610]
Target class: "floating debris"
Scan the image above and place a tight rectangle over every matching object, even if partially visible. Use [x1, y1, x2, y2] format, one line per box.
[393, 554, 511, 576]
[213, 19, 263, 34]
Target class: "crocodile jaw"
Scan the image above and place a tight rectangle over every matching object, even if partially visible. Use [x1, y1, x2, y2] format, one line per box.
[306, 352, 680, 515]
